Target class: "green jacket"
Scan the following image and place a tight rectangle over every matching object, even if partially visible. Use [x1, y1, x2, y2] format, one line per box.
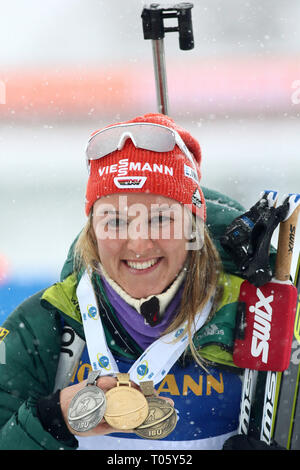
[0, 188, 275, 450]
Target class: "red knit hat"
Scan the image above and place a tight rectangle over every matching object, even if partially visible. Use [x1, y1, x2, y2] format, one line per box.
[85, 113, 206, 220]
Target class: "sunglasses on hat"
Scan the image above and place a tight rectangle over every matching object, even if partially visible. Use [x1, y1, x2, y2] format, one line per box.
[86, 122, 198, 175]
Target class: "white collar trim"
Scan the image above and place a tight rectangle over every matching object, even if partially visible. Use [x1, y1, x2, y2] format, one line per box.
[97, 263, 186, 315]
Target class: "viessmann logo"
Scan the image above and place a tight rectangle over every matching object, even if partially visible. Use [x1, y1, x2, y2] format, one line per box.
[99, 158, 174, 177]
[250, 288, 274, 364]
[98, 158, 174, 190]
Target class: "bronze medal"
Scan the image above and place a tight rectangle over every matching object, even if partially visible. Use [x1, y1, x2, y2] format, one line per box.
[134, 381, 177, 440]
[104, 373, 149, 430]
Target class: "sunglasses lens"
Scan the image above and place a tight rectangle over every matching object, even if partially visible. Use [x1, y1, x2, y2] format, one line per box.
[86, 132, 118, 160]
[134, 125, 175, 152]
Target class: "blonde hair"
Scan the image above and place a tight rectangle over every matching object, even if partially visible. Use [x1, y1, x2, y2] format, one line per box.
[74, 210, 223, 367]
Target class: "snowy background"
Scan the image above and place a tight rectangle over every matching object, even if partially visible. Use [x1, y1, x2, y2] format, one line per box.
[0, 0, 300, 319]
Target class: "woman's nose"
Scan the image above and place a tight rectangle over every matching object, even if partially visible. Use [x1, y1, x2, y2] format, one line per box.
[126, 224, 156, 256]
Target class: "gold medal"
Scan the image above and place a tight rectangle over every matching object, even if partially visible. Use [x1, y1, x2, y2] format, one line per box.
[104, 373, 149, 430]
[134, 381, 177, 440]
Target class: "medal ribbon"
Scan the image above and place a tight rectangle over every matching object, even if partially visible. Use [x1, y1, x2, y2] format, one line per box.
[77, 271, 213, 386]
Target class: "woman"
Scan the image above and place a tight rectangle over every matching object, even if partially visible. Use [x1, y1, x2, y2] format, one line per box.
[0, 113, 246, 450]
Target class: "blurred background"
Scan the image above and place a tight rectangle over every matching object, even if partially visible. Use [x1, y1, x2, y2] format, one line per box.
[0, 0, 300, 322]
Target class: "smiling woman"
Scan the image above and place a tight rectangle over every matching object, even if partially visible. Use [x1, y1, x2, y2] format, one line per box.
[0, 112, 245, 451]
[75, 190, 220, 342]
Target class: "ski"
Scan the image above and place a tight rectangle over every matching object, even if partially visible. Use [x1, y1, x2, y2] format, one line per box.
[232, 190, 279, 437]
[238, 368, 258, 435]
[248, 194, 300, 446]
[226, 192, 300, 445]
[273, 252, 300, 448]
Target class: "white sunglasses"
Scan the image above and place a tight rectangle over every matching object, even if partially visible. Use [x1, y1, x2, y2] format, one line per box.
[86, 122, 198, 174]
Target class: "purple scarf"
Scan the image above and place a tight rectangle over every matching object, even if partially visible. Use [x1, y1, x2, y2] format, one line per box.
[100, 276, 184, 350]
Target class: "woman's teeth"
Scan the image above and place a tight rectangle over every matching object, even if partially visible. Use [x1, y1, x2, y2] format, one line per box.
[126, 258, 159, 270]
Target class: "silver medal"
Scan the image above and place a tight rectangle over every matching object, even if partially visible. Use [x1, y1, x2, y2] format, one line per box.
[67, 371, 107, 433]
